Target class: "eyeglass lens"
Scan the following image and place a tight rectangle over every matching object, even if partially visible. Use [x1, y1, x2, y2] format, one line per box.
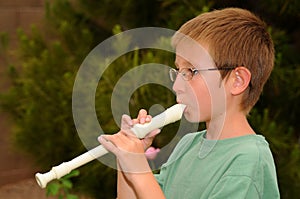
[169, 68, 177, 82]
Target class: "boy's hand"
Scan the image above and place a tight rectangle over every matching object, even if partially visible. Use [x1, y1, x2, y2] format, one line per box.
[98, 109, 160, 173]
[117, 109, 160, 150]
[130, 109, 161, 149]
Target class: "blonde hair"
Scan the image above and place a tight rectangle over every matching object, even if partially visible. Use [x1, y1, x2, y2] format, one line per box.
[173, 8, 274, 113]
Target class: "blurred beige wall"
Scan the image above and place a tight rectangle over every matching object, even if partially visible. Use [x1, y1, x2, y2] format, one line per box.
[0, 0, 44, 186]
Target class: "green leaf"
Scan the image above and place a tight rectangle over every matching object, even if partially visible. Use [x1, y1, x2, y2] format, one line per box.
[46, 182, 60, 196]
[66, 194, 79, 199]
[63, 169, 80, 179]
[61, 179, 73, 189]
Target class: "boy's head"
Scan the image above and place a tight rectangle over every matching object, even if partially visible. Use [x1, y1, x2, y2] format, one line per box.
[172, 8, 274, 113]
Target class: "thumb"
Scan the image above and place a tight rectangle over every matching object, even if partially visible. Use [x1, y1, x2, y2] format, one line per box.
[142, 129, 161, 150]
[120, 114, 133, 130]
[145, 128, 161, 138]
[98, 135, 120, 155]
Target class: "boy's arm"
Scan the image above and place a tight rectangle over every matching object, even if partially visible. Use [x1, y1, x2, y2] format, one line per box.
[116, 155, 165, 199]
[117, 162, 165, 199]
[121, 170, 165, 199]
[99, 110, 164, 198]
[117, 170, 137, 199]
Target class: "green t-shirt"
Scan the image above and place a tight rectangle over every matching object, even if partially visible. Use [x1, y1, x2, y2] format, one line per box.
[155, 131, 280, 198]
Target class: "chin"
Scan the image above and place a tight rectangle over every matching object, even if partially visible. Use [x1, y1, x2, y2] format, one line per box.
[184, 112, 200, 123]
[183, 109, 208, 123]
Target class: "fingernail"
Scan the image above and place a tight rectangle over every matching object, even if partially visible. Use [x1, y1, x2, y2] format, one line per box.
[140, 118, 145, 123]
[98, 135, 105, 142]
[145, 117, 150, 122]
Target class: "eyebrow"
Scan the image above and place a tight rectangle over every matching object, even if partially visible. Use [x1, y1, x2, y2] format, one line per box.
[174, 61, 194, 69]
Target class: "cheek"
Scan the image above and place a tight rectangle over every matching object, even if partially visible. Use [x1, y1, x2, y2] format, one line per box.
[185, 81, 212, 122]
[196, 87, 212, 119]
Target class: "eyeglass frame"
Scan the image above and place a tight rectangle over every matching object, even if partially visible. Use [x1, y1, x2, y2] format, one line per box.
[169, 67, 236, 82]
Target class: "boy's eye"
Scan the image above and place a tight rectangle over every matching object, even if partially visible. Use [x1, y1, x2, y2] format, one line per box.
[181, 68, 191, 75]
[183, 68, 193, 77]
[169, 67, 200, 82]
[181, 70, 188, 77]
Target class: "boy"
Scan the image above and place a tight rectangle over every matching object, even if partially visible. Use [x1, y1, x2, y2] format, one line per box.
[99, 8, 280, 198]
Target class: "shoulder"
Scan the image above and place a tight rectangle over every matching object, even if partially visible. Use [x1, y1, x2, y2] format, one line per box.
[223, 135, 271, 158]
[222, 135, 278, 185]
[224, 135, 273, 171]
[215, 135, 279, 197]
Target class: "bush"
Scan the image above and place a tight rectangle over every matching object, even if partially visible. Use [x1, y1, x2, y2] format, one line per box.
[0, 0, 299, 198]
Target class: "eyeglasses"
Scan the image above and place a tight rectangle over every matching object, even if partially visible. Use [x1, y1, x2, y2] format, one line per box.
[169, 67, 236, 82]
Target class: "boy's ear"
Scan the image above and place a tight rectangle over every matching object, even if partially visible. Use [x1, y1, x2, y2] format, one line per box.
[231, 67, 251, 95]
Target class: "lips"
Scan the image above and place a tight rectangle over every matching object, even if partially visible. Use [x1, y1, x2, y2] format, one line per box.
[177, 101, 187, 112]
[176, 99, 184, 105]
[177, 101, 183, 106]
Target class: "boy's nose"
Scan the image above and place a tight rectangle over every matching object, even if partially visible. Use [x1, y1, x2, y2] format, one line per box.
[172, 75, 185, 94]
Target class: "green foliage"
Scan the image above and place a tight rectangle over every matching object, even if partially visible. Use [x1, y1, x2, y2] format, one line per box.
[0, 0, 299, 198]
[0, 32, 9, 52]
[252, 29, 300, 198]
[1, 26, 82, 167]
[0, 31, 9, 66]
[249, 109, 300, 198]
[158, 0, 213, 28]
[47, 170, 80, 199]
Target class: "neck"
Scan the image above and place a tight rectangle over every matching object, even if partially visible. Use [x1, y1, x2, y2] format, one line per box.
[205, 110, 255, 140]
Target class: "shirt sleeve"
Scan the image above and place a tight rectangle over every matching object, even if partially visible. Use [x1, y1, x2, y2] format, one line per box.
[209, 175, 260, 199]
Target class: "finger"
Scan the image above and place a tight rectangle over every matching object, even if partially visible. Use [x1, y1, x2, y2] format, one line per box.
[132, 118, 139, 125]
[121, 114, 133, 130]
[137, 109, 147, 124]
[132, 118, 150, 125]
[98, 135, 119, 155]
[119, 128, 136, 139]
[99, 133, 132, 154]
[132, 110, 153, 125]
[145, 128, 161, 138]
[142, 129, 161, 149]
[145, 115, 152, 123]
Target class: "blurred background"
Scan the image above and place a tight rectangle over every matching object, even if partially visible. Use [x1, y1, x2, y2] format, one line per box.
[0, 0, 299, 198]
